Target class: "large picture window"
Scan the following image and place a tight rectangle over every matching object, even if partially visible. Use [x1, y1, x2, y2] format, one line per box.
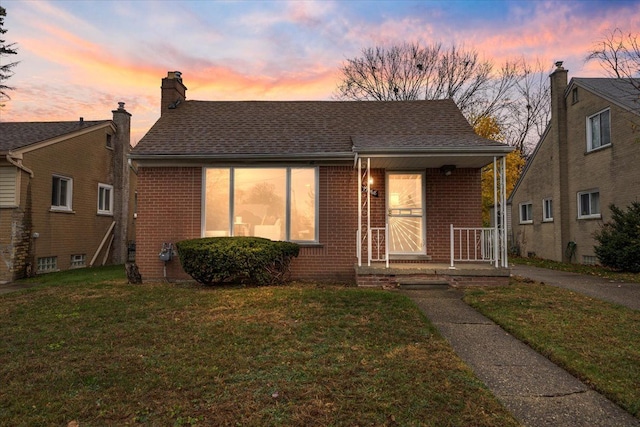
[203, 167, 317, 242]
[587, 109, 611, 151]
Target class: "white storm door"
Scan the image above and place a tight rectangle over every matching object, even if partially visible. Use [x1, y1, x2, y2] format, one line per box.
[387, 172, 425, 255]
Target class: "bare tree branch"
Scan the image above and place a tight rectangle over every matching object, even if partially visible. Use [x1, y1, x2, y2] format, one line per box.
[586, 28, 640, 91]
[335, 42, 549, 154]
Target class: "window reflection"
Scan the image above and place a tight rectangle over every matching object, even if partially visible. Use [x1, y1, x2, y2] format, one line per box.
[204, 167, 317, 242]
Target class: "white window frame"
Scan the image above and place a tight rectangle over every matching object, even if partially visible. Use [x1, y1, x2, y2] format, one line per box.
[586, 108, 611, 152]
[51, 175, 73, 212]
[542, 198, 553, 222]
[202, 167, 319, 243]
[97, 183, 114, 215]
[577, 190, 601, 219]
[519, 202, 533, 224]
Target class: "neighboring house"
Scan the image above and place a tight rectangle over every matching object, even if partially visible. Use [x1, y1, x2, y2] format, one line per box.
[130, 72, 512, 286]
[509, 62, 640, 264]
[0, 103, 135, 283]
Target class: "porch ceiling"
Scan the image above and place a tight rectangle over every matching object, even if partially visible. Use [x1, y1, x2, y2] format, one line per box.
[362, 153, 502, 170]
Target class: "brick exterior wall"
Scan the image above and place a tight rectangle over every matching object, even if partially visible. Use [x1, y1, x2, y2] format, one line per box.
[511, 73, 640, 264]
[135, 165, 483, 283]
[135, 167, 202, 281]
[0, 126, 125, 282]
[426, 168, 483, 260]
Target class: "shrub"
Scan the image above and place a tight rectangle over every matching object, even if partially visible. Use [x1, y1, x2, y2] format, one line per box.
[594, 202, 640, 273]
[176, 237, 300, 286]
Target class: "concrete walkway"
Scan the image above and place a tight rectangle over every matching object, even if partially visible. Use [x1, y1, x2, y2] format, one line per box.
[511, 264, 640, 310]
[401, 287, 640, 427]
[0, 281, 41, 295]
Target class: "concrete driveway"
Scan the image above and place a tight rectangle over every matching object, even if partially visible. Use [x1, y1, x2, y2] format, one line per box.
[511, 264, 640, 310]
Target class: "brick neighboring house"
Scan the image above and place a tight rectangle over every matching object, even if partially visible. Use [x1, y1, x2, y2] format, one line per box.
[131, 72, 512, 285]
[0, 103, 136, 283]
[509, 62, 640, 264]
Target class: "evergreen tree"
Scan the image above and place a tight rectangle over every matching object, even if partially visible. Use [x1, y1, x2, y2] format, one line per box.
[1, 5, 19, 105]
[594, 202, 640, 273]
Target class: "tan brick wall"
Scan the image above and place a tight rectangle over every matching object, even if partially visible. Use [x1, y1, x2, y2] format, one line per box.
[510, 128, 564, 260]
[565, 88, 640, 263]
[0, 126, 130, 281]
[22, 129, 119, 272]
[135, 165, 483, 283]
[511, 84, 640, 264]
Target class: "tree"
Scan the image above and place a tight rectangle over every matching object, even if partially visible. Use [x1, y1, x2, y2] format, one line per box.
[586, 29, 640, 138]
[1, 5, 19, 105]
[475, 116, 526, 226]
[594, 202, 640, 273]
[335, 42, 550, 153]
[586, 28, 640, 89]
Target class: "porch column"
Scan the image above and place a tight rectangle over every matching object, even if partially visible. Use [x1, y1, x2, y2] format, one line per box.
[493, 156, 508, 268]
[357, 157, 362, 267]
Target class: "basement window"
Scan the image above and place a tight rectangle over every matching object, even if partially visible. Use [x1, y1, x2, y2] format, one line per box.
[37, 256, 58, 273]
[70, 254, 86, 268]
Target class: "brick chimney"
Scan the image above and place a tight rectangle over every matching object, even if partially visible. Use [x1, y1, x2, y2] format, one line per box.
[112, 102, 132, 264]
[549, 61, 571, 261]
[161, 71, 187, 115]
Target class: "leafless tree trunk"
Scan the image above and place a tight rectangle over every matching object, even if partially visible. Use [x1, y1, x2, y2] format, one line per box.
[335, 42, 550, 154]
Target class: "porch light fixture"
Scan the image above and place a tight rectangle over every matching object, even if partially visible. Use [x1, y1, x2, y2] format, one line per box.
[440, 165, 456, 176]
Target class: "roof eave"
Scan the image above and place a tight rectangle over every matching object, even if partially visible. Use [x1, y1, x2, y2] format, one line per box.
[354, 146, 514, 156]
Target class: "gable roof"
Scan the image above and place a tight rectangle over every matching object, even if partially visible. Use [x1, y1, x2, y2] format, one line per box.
[0, 120, 111, 153]
[509, 77, 640, 204]
[569, 78, 640, 114]
[131, 99, 510, 163]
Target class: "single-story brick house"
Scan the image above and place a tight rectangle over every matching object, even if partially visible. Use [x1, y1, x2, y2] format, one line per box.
[130, 72, 512, 286]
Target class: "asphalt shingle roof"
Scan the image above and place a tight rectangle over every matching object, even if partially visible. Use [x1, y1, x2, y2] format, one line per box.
[132, 99, 506, 158]
[0, 120, 110, 152]
[571, 78, 640, 114]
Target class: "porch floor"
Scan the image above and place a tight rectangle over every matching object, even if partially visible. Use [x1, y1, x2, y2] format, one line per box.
[355, 262, 510, 288]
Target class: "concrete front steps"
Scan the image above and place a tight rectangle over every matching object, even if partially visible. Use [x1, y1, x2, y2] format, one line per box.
[355, 262, 510, 288]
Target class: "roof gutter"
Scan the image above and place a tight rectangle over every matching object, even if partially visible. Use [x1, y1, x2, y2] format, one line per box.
[5, 153, 34, 178]
[128, 151, 356, 162]
[353, 146, 514, 156]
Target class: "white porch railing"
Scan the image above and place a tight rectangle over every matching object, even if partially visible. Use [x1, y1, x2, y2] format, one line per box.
[450, 225, 501, 268]
[369, 227, 388, 264]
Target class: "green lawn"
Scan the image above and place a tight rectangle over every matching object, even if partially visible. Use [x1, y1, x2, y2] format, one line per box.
[0, 267, 518, 426]
[465, 280, 640, 417]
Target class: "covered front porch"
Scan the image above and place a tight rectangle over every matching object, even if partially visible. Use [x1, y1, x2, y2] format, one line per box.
[353, 142, 511, 287]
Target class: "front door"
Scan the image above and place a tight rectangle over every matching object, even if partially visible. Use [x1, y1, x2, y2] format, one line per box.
[387, 172, 425, 255]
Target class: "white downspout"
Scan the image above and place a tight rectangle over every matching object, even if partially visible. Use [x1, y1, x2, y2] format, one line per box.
[6, 154, 34, 178]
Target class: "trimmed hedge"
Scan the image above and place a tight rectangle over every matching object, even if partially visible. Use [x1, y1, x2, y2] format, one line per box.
[176, 237, 300, 286]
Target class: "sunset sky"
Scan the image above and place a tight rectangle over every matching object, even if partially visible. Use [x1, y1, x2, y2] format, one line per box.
[1, 0, 639, 143]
